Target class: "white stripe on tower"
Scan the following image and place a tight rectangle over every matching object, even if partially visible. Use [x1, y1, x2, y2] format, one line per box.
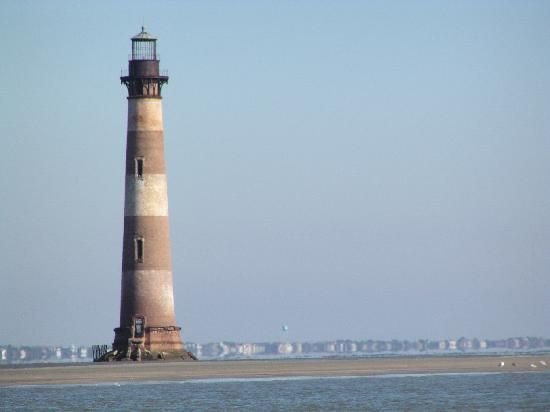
[124, 98, 169, 218]
[124, 175, 168, 217]
[127, 99, 164, 132]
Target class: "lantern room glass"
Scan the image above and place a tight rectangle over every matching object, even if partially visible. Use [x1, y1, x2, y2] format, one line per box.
[132, 39, 156, 60]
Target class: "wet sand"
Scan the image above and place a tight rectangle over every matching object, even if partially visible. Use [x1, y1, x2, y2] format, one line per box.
[1, 356, 548, 387]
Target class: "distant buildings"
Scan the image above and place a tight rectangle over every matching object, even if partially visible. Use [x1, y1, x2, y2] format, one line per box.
[2, 336, 549, 363]
[185, 336, 550, 360]
[0, 345, 89, 363]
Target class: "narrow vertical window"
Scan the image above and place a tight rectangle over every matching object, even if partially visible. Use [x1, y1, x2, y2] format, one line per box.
[134, 237, 144, 263]
[135, 157, 144, 178]
[134, 316, 145, 338]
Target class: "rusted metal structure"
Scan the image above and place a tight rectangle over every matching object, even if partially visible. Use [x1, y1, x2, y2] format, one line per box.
[105, 28, 195, 361]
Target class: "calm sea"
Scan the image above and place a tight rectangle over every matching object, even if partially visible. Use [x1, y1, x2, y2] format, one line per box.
[2, 372, 549, 411]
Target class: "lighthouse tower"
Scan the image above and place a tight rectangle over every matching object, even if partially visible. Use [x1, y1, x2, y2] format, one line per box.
[111, 28, 194, 361]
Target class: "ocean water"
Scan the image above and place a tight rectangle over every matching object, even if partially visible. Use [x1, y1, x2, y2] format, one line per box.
[2, 372, 550, 411]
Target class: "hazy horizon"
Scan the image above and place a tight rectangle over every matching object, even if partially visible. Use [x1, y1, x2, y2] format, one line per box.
[1, 1, 549, 346]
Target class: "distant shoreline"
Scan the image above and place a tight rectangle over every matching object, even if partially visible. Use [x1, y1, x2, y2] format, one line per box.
[1, 355, 549, 387]
[3, 349, 550, 368]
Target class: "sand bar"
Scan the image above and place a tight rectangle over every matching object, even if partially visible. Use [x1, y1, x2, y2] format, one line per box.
[1, 356, 549, 387]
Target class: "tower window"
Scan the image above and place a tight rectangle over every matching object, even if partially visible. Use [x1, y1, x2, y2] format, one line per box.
[134, 316, 145, 338]
[134, 237, 144, 262]
[134, 157, 144, 178]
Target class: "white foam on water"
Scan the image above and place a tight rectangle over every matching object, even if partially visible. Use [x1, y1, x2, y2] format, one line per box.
[3, 370, 544, 389]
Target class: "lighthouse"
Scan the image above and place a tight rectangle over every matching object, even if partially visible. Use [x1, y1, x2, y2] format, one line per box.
[109, 28, 194, 361]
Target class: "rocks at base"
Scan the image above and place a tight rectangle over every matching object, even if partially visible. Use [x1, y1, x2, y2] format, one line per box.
[95, 349, 197, 362]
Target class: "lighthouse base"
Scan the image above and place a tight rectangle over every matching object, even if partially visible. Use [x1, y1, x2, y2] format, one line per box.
[97, 326, 197, 362]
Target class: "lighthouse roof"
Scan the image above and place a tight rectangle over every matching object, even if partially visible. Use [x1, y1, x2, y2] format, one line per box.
[132, 26, 156, 41]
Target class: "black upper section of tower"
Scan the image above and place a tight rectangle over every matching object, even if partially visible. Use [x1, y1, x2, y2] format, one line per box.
[121, 27, 168, 98]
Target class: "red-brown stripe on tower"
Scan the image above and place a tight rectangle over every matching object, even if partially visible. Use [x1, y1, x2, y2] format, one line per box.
[110, 28, 194, 361]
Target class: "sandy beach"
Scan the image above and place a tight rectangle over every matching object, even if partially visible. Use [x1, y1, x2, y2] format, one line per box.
[1, 355, 548, 387]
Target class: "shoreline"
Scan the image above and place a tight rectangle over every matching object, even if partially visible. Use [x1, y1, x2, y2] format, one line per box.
[1, 355, 548, 387]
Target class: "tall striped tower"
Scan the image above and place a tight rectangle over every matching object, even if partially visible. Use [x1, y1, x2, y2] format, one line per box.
[111, 28, 194, 361]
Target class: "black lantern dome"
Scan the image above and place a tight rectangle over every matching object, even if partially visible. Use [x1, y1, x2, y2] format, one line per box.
[131, 27, 157, 60]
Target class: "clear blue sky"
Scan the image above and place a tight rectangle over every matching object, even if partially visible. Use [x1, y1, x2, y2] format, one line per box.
[1, 0, 549, 345]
